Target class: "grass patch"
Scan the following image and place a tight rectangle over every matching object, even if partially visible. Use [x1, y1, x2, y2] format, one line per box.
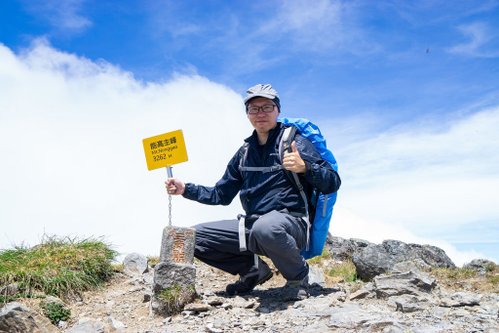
[147, 256, 160, 268]
[307, 249, 358, 284]
[307, 248, 332, 266]
[111, 263, 124, 273]
[488, 274, 499, 285]
[158, 284, 196, 314]
[0, 235, 117, 302]
[431, 267, 477, 280]
[429, 265, 499, 294]
[327, 260, 357, 283]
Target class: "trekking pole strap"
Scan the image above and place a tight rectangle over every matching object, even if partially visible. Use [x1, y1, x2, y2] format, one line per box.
[237, 214, 247, 252]
[302, 216, 311, 251]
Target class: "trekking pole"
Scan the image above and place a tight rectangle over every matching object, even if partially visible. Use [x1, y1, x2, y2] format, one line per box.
[166, 166, 173, 226]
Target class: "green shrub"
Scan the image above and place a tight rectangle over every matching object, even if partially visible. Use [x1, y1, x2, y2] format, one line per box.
[41, 301, 71, 325]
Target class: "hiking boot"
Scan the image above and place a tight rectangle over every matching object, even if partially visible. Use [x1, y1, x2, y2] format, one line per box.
[282, 275, 309, 301]
[226, 262, 273, 296]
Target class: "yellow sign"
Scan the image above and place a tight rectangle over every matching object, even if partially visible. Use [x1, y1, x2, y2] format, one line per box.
[142, 130, 188, 170]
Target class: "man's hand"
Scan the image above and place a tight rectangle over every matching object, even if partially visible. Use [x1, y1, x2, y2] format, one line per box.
[165, 178, 185, 195]
[282, 141, 306, 174]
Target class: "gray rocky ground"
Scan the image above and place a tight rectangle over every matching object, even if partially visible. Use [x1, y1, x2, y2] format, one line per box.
[2, 238, 498, 333]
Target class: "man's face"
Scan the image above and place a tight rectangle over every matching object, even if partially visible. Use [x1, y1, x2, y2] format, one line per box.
[246, 97, 279, 133]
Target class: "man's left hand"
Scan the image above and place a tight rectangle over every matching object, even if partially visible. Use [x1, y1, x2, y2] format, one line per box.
[283, 141, 306, 174]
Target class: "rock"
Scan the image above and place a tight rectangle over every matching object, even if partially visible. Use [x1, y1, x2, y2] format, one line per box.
[374, 271, 437, 298]
[353, 240, 455, 281]
[151, 262, 197, 316]
[43, 295, 65, 306]
[221, 303, 232, 310]
[0, 283, 19, 297]
[108, 316, 126, 332]
[123, 253, 148, 275]
[392, 295, 424, 313]
[439, 291, 482, 307]
[205, 322, 223, 333]
[326, 303, 404, 331]
[143, 292, 152, 303]
[206, 298, 224, 306]
[153, 262, 197, 294]
[232, 297, 256, 309]
[159, 226, 196, 264]
[353, 244, 393, 281]
[408, 242, 455, 268]
[349, 288, 373, 301]
[325, 236, 373, 261]
[391, 259, 431, 273]
[183, 303, 212, 312]
[58, 320, 68, 329]
[0, 302, 39, 333]
[308, 265, 326, 287]
[463, 259, 496, 275]
[66, 318, 105, 333]
[0, 302, 58, 333]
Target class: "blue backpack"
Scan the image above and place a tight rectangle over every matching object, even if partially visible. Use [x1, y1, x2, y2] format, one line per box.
[279, 117, 338, 259]
[239, 118, 338, 259]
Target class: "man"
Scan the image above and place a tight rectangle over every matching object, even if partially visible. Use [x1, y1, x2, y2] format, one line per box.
[166, 84, 340, 299]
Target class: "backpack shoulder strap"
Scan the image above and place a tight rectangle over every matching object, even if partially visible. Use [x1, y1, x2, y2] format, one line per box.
[278, 126, 309, 217]
[238, 141, 283, 173]
[238, 142, 250, 171]
[278, 126, 297, 162]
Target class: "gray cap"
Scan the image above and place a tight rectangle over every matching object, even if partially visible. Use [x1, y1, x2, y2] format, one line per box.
[244, 84, 280, 109]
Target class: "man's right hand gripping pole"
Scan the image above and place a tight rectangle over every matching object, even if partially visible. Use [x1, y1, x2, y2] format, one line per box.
[165, 178, 185, 196]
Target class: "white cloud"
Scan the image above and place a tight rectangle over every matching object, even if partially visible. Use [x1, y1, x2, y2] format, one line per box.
[146, 1, 202, 39]
[276, 0, 342, 30]
[22, 0, 91, 33]
[0, 41, 250, 257]
[447, 22, 499, 58]
[258, 0, 374, 54]
[321, 106, 499, 264]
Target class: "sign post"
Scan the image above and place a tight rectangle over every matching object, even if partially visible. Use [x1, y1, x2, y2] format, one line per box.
[143, 129, 196, 315]
[143, 129, 188, 226]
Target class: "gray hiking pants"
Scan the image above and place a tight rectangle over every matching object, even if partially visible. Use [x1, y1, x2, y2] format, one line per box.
[194, 209, 309, 281]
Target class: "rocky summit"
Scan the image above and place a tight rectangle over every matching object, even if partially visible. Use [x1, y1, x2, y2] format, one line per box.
[1, 237, 498, 333]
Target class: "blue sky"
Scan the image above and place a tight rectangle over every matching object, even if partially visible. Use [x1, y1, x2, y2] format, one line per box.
[1, 0, 498, 265]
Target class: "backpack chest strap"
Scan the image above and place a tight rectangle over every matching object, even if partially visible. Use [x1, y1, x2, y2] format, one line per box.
[238, 165, 283, 173]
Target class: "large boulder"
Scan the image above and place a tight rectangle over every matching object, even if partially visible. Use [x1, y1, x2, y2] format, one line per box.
[325, 236, 373, 261]
[0, 302, 57, 333]
[123, 252, 149, 275]
[353, 240, 455, 281]
[463, 259, 496, 275]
